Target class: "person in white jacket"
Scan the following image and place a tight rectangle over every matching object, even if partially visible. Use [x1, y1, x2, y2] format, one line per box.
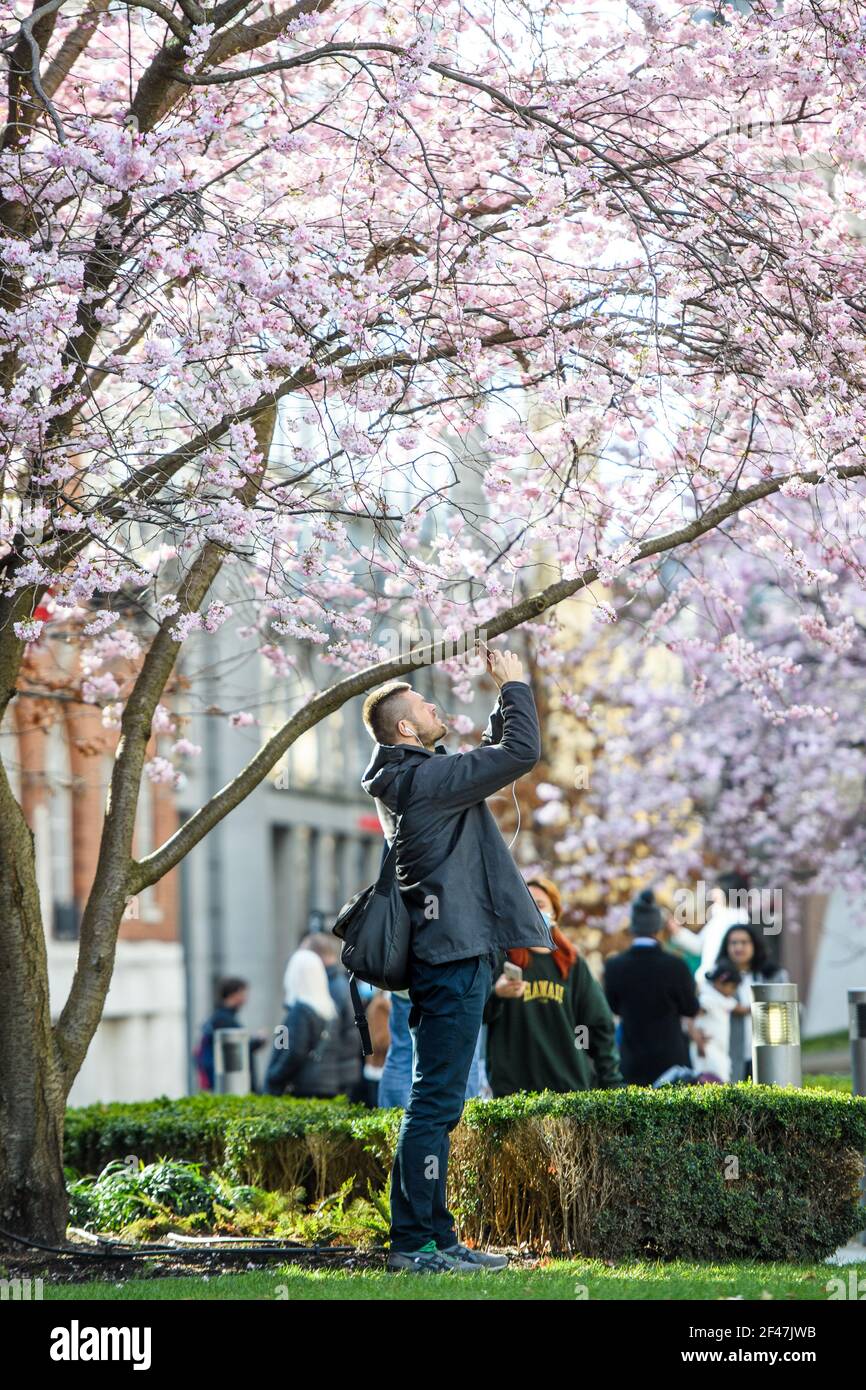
[692, 962, 742, 1081]
[715, 922, 790, 1081]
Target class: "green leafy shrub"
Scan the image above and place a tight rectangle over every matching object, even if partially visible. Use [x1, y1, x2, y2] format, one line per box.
[67, 1159, 221, 1234]
[223, 1106, 400, 1199]
[66, 1173, 100, 1231]
[64, 1093, 346, 1173]
[287, 1177, 390, 1247]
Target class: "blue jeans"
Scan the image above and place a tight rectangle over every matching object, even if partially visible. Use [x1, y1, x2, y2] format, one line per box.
[378, 994, 414, 1109]
[378, 994, 484, 1108]
[389, 952, 492, 1253]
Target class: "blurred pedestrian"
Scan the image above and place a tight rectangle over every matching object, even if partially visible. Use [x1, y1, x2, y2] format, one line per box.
[484, 875, 623, 1095]
[265, 948, 338, 1097]
[715, 923, 789, 1081]
[668, 871, 751, 984]
[693, 960, 742, 1082]
[300, 933, 364, 1101]
[194, 976, 267, 1092]
[357, 988, 393, 1106]
[603, 888, 700, 1085]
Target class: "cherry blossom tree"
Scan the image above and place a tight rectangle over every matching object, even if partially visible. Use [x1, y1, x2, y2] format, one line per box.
[517, 525, 866, 938]
[1, 0, 866, 1238]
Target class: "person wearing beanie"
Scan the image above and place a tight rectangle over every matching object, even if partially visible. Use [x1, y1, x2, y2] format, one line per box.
[630, 886, 663, 936]
[484, 876, 624, 1096]
[603, 888, 701, 1085]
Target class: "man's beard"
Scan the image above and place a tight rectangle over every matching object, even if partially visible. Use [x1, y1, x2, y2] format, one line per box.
[423, 718, 449, 748]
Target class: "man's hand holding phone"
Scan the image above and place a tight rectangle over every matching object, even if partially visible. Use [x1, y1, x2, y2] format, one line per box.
[478, 641, 526, 687]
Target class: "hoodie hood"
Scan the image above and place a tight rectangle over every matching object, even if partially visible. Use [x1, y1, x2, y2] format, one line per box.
[362, 742, 408, 804]
[361, 742, 444, 840]
[362, 739, 438, 798]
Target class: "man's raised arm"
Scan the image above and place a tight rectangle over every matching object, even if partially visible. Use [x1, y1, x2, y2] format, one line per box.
[422, 651, 541, 810]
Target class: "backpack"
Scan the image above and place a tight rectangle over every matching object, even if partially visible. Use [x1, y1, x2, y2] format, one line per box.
[332, 761, 420, 1053]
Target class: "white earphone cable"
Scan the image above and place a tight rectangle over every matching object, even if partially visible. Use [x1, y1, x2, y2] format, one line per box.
[507, 781, 520, 850]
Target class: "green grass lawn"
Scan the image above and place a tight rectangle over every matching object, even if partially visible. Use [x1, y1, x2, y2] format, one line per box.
[802, 1031, 849, 1055]
[803, 1074, 852, 1093]
[45, 1256, 866, 1301]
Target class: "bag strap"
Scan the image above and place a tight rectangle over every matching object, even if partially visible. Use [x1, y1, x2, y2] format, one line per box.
[372, 758, 423, 891]
[395, 755, 422, 816]
[349, 975, 373, 1057]
[351, 757, 423, 1057]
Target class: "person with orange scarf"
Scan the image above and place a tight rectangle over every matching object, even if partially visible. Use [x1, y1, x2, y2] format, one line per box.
[483, 876, 624, 1096]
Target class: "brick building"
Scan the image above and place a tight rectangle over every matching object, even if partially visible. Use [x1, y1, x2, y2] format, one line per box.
[1, 627, 186, 1105]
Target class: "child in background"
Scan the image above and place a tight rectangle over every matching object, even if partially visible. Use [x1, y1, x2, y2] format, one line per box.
[693, 961, 742, 1082]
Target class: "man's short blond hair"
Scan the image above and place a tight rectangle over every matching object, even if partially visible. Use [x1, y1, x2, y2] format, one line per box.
[362, 679, 412, 743]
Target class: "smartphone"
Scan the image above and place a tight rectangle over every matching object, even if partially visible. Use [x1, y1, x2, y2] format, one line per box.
[503, 961, 523, 982]
[476, 637, 495, 674]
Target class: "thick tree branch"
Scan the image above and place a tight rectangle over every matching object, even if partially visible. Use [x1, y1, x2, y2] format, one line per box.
[0, 0, 68, 143]
[41, 0, 110, 98]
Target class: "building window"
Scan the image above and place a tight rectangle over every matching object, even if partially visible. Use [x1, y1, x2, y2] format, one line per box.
[45, 721, 77, 939]
[290, 724, 320, 787]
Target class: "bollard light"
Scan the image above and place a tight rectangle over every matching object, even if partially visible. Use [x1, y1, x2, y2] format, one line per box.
[214, 1027, 251, 1094]
[751, 982, 801, 1087]
[848, 988, 866, 1246]
[849, 989, 866, 1097]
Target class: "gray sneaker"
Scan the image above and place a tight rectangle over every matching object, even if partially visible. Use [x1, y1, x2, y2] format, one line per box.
[438, 1241, 509, 1270]
[387, 1247, 481, 1274]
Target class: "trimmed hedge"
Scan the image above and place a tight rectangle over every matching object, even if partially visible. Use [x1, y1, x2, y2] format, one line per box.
[65, 1085, 866, 1260]
[452, 1085, 866, 1260]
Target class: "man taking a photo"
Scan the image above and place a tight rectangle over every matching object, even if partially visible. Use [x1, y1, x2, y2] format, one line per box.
[361, 647, 554, 1274]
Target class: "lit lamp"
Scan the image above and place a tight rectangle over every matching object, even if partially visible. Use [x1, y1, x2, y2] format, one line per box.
[850, 989, 866, 1097]
[849, 988, 866, 1247]
[214, 1028, 251, 1094]
[751, 982, 801, 1087]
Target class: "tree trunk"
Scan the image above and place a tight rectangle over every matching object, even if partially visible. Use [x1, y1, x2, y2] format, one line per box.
[0, 781, 68, 1244]
[0, 1044, 68, 1245]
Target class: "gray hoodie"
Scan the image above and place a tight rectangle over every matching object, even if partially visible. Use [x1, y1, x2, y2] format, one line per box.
[361, 681, 556, 965]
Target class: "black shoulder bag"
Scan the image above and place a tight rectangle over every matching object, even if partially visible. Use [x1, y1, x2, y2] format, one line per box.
[331, 761, 421, 1055]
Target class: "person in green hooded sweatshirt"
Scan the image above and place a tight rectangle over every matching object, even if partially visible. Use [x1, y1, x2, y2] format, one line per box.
[484, 876, 624, 1096]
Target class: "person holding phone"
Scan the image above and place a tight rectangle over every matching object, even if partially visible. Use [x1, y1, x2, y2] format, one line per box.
[484, 876, 624, 1097]
[361, 646, 555, 1274]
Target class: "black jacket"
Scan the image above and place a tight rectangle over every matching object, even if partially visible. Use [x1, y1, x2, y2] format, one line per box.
[603, 942, 700, 1086]
[264, 1001, 332, 1097]
[361, 681, 555, 965]
[324, 964, 364, 1095]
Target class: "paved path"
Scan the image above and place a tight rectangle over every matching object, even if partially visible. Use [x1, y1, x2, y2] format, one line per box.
[827, 1239, 866, 1265]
